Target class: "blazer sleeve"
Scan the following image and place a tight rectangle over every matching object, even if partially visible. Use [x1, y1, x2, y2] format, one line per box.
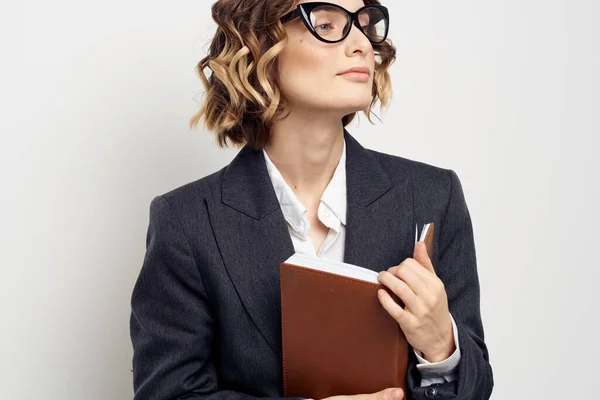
[406, 170, 494, 400]
[129, 195, 307, 400]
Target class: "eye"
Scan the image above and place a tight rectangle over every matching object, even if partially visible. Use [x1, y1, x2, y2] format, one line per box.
[314, 21, 334, 33]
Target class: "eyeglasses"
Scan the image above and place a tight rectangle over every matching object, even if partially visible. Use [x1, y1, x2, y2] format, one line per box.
[280, 2, 390, 44]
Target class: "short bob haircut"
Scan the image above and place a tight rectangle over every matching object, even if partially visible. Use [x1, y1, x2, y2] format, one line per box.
[189, 0, 397, 151]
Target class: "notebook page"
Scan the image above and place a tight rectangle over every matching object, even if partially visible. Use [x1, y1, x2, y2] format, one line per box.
[283, 252, 381, 284]
[418, 223, 431, 243]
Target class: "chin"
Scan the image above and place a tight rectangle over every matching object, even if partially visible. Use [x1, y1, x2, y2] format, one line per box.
[339, 96, 372, 111]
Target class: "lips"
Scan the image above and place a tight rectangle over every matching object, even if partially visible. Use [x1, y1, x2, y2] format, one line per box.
[338, 66, 371, 76]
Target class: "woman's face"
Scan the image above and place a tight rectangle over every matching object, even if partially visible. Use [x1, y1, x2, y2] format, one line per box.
[277, 0, 376, 116]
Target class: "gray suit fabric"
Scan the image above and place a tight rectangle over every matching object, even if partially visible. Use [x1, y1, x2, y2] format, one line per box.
[129, 128, 494, 399]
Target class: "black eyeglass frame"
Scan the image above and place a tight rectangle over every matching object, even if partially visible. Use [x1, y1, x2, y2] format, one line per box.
[279, 2, 390, 44]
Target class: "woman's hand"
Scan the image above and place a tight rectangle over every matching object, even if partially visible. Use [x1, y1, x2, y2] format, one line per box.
[377, 241, 456, 362]
[321, 386, 404, 400]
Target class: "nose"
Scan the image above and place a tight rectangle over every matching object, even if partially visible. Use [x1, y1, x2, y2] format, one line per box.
[345, 20, 372, 55]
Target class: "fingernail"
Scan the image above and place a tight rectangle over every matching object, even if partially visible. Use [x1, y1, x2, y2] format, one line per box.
[392, 389, 403, 399]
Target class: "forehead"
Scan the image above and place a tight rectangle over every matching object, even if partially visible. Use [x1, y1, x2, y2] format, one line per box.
[297, 0, 366, 13]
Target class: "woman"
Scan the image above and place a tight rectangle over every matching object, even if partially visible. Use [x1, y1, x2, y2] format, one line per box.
[129, 1, 494, 399]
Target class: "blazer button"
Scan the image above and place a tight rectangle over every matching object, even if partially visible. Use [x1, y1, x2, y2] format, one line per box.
[424, 387, 437, 397]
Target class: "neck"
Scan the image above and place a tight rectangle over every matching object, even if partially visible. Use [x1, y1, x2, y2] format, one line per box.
[264, 109, 345, 199]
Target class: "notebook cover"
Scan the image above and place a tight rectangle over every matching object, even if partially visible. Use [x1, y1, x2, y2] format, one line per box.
[280, 263, 410, 399]
[423, 222, 435, 260]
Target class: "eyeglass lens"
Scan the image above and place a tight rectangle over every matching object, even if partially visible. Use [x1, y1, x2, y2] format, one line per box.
[308, 5, 387, 42]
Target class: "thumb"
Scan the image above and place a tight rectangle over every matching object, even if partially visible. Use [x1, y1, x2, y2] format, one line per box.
[377, 387, 404, 400]
[413, 241, 435, 273]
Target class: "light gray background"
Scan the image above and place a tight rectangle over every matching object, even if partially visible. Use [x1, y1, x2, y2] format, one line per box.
[2, 0, 598, 399]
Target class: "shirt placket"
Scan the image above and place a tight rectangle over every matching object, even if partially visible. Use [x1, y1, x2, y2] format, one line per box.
[316, 202, 341, 256]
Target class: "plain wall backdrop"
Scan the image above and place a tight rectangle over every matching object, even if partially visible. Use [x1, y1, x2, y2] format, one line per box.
[2, 0, 599, 398]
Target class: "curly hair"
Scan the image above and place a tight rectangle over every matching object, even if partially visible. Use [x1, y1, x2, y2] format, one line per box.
[189, 0, 397, 150]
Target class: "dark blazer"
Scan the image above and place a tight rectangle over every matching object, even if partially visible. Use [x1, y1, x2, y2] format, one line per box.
[130, 128, 494, 400]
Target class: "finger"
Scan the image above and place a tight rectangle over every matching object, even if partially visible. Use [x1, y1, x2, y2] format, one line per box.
[413, 241, 436, 274]
[387, 260, 429, 298]
[378, 387, 404, 400]
[378, 271, 422, 315]
[377, 287, 412, 327]
[343, 387, 404, 400]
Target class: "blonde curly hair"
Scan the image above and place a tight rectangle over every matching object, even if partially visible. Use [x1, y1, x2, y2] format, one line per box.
[190, 0, 396, 150]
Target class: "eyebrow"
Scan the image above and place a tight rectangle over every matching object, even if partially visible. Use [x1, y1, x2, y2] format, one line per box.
[352, 2, 368, 13]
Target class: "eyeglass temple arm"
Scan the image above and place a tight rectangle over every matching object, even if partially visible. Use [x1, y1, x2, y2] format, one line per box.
[280, 9, 301, 24]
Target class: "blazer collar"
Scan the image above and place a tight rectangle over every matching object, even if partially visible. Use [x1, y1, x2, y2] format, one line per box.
[208, 127, 415, 361]
[222, 128, 392, 220]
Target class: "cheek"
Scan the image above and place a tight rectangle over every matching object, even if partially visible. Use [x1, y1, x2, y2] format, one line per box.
[281, 40, 329, 77]
[278, 40, 332, 98]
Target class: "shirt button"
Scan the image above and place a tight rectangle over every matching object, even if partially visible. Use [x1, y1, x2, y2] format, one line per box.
[424, 387, 437, 397]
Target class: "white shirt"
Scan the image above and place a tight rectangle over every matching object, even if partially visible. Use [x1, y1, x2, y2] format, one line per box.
[262, 138, 461, 388]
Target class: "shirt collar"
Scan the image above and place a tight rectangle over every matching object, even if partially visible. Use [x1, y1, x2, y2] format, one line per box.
[262, 138, 347, 236]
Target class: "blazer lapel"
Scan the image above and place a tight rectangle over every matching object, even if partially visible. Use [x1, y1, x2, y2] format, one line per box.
[206, 128, 415, 360]
[343, 131, 415, 271]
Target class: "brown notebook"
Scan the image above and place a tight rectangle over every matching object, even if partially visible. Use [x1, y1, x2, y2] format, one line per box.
[280, 222, 434, 400]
